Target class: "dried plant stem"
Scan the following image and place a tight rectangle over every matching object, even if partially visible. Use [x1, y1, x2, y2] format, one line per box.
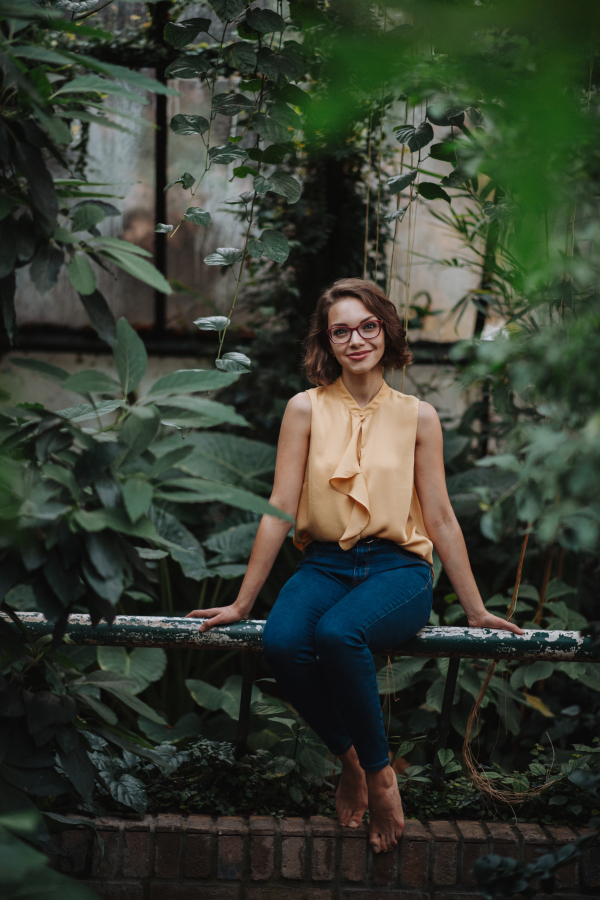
[461, 525, 556, 805]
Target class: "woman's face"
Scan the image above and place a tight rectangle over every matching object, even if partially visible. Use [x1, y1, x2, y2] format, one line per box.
[327, 297, 386, 376]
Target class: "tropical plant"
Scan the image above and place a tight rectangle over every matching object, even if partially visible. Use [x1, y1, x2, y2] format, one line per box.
[0, 0, 175, 343]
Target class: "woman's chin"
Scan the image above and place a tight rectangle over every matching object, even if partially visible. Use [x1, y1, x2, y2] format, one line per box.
[341, 357, 382, 374]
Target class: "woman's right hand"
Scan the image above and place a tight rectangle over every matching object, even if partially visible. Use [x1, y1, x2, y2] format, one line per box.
[185, 604, 246, 632]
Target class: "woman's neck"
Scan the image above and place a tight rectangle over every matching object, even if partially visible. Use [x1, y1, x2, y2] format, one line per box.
[340, 367, 384, 409]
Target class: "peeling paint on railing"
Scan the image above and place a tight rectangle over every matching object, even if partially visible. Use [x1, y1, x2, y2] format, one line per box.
[5, 613, 600, 661]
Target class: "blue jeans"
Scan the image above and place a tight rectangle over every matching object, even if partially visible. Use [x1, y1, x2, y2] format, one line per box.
[262, 538, 433, 773]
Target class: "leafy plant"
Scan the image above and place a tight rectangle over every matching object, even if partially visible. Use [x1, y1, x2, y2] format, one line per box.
[0, 0, 175, 343]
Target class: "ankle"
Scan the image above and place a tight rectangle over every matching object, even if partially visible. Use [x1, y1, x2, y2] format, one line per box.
[339, 746, 363, 772]
[366, 764, 395, 788]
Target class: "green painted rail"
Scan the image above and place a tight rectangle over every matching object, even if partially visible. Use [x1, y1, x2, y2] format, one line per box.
[8, 612, 600, 662]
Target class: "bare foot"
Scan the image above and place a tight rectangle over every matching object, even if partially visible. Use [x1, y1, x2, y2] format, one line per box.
[366, 765, 404, 853]
[336, 746, 368, 828]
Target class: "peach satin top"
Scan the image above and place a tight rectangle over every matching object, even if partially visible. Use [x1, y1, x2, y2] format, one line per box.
[293, 377, 433, 564]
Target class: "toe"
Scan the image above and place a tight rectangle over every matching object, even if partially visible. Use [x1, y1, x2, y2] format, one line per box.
[369, 834, 381, 854]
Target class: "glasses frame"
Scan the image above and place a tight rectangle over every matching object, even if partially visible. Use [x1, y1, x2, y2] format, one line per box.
[325, 318, 384, 345]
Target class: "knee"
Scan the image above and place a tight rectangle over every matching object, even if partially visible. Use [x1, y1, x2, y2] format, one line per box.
[262, 618, 302, 668]
[315, 618, 353, 657]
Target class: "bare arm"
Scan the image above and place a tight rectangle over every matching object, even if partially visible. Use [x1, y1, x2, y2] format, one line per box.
[414, 402, 523, 635]
[186, 392, 312, 631]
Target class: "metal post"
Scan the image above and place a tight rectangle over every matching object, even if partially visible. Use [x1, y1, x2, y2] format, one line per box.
[235, 650, 255, 760]
[432, 656, 460, 788]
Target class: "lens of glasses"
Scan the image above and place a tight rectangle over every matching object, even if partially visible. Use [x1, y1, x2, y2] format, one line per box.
[358, 320, 381, 339]
[329, 320, 381, 343]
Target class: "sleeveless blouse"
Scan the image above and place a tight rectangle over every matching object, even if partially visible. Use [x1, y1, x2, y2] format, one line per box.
[293, 377, 433, 564]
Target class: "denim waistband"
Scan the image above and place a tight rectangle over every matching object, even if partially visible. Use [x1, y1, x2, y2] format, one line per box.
[306, 537, 425, 561]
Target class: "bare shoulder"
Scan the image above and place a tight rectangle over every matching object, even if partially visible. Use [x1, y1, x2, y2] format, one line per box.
[287, 391, 312, 415]
[281, 391, 312, 435]
[416, 400, 442, 443]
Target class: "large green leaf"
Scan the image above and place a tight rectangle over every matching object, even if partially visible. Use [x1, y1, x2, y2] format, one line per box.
[11, 358, 68, 385]
[149, 505, 208, 580]
[113, 318, 148, 395]
[121, 406, 160, 458]
[204, 521, 259, 563]
[146, 368, 238, 397]
[82, 557, 123, 604]
[97, 646, 167, 694]
[101, 683, 167, 725]
[169, 114, 209, 136]
[253, 171, 301, 203]
[79, 290, 117, 347]
[212, 93, 255, 117]
[156, 431, 275, 493]
[68, 255, 96, 294]
[98, 248, 172, 294]
[215, 352, 251, 373]
[123, 479, 153, 523]
[62, 370, 121, 395]
[418, 182, 451, 204]
[246, 7, 286, 32]
[194, 316, 230, 331]
[394, 122, 434, 152]
[259, 229, 289, 263]
[165, 55, 213, 79]
[165, 173, 195, 191]
[54, 75, 148, 105]
[137, 711, 201, 744]
[388, 169, 418, 194]
[164, 17, 211, 48]
[186, 674, 261, 720]
[184, 208, 211, 227]
[225, 42, 257, 73]
[155, 477, 293, 520]
[206, 0, 246, 21]
[155, 396, 248, 428]
[377, 657, 429, 694]
[523, 660, 555, 689]
[252, 112, 289, 143]
[203, 247, 244, 266]
[73, 508, 158, 538]
[29, 245, 64, 293]
[71, 204, 105, 233]
[256, 47, 303, 85]
[208, 145, 249, 165]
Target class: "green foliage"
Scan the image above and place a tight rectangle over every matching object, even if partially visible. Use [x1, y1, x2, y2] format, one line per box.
[0, 811, 98, 900]
[0, 0, 173, 344]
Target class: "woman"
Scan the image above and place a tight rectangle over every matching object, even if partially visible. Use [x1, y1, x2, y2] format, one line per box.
[186, 278, 523, 854]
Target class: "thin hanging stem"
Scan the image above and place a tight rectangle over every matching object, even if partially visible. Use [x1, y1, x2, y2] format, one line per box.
[374, 87, 386, 282]
[401, 106, 420, 393]
[363, 104, 374, 279]
[215, 78, 266, 357]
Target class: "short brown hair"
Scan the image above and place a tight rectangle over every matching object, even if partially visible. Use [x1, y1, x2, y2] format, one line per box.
[303, 278, 413, 386]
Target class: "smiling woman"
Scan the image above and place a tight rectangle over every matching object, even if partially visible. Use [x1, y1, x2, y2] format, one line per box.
[185, 276, 523, 856]
[303, 278, 412, 386]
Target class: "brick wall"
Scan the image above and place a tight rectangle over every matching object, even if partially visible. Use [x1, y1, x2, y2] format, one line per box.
[53, 814, 600, 900]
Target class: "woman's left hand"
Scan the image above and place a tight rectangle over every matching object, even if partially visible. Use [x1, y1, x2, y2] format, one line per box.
[467, 612, 525, 635]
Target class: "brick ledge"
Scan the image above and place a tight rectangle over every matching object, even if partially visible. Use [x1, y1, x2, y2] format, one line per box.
[51, 814, 599, 899]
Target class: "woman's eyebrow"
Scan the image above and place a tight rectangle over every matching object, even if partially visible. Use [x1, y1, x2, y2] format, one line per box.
[329, 316, 378, 327]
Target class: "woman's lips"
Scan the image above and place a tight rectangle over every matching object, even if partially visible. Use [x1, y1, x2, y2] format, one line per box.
[346, 350, 371, 360]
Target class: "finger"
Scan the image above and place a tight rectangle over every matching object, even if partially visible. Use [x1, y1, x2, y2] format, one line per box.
[185, 609, 217, 619]
[199, 616, 226, 632]
[496, 618, 525, 635]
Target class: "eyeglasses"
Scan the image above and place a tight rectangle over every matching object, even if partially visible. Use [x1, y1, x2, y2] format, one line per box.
[325, 319, 384, 344]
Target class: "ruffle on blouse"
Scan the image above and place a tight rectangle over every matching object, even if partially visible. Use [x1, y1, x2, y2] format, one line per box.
[329, 416, 370, 550]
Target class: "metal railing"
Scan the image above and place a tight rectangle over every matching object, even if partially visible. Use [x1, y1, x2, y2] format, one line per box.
[10, 613, 600, 780]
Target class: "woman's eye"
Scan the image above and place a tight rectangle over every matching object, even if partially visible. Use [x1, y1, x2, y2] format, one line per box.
[333, 328, 349, 337]
[363, 322, 376, 330]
